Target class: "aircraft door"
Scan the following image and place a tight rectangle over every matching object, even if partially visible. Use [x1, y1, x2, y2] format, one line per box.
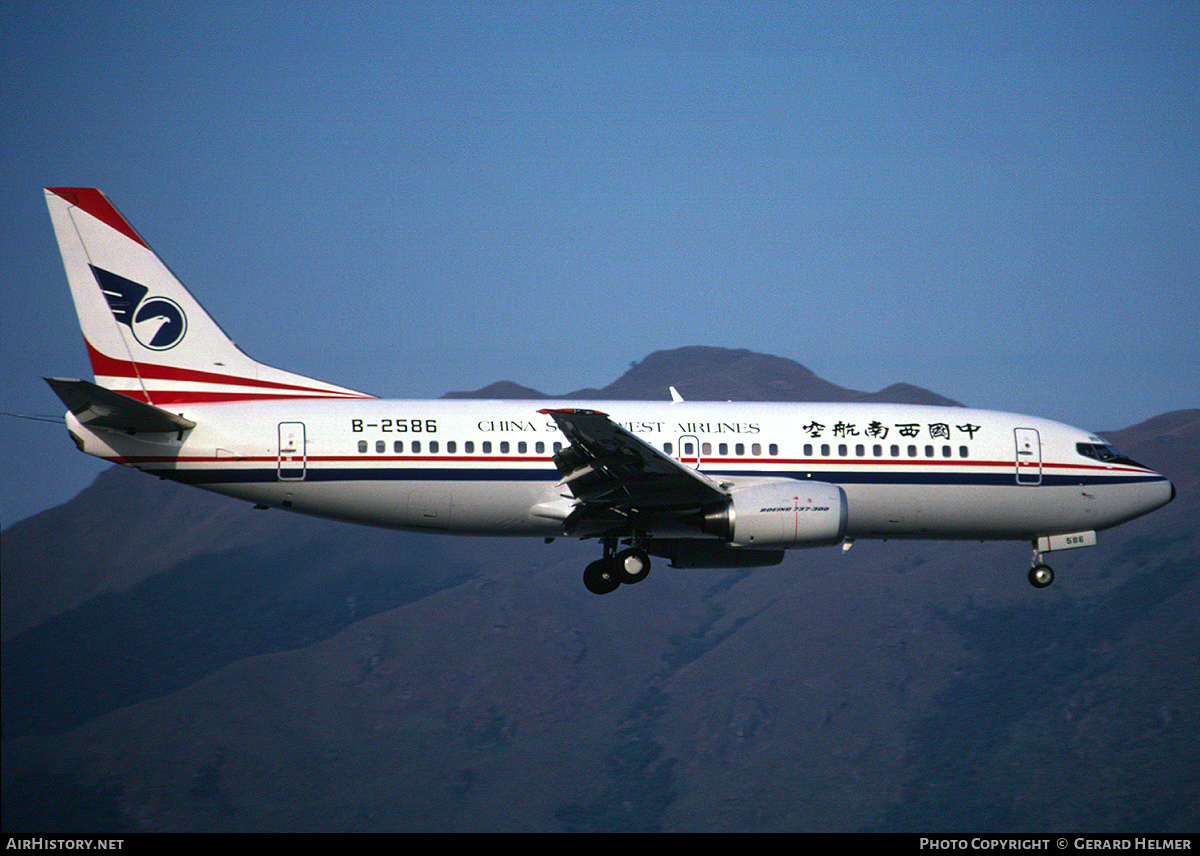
[1014, 427, 1041, 485]
[278, 422, 306, 481]
[677, 434, 702, 470]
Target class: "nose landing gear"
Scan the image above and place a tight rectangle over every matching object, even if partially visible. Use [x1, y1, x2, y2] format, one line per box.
[1028, 545, 1054, 588]
[1029, 563, 1054, 588]
[583, 538, 651, 595]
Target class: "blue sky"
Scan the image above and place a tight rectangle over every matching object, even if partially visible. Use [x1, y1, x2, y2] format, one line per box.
[2, 2, 1197, 526]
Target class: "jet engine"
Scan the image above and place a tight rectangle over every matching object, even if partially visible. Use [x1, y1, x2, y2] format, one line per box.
[702, 479, 848, 548]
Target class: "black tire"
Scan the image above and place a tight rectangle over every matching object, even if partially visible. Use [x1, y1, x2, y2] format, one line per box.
[584, 558, 620, 595]
[615, 548, 651, 584]
[1029, 564, 1054, 588]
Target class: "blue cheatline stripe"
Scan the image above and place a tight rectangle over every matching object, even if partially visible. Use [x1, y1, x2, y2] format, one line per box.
[165, 467, 557, 485]
[158, 465, 1167, 489]
[711, 469, 1166, 488]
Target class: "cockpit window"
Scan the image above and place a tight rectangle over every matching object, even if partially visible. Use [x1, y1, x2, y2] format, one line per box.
[1076, 442, 1144, 468]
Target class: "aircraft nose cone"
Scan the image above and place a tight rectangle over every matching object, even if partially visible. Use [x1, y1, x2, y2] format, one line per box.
[1152, 476, 1175, 511]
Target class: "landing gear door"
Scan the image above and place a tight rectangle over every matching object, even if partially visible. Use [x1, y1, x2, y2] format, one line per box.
[1015, 427, 1041, 485]
[278, 422, 306, 481]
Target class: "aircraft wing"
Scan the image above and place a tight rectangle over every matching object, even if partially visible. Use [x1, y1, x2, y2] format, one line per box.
[539, 408, 728, 514]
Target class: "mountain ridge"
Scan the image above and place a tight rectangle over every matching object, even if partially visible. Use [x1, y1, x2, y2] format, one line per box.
[444, 345, 961, 405]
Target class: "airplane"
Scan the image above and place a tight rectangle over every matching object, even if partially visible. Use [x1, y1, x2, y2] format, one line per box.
[42, 187, 1175, 595]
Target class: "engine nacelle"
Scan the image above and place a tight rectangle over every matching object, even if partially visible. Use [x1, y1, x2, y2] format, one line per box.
[703, 479, 848, 548]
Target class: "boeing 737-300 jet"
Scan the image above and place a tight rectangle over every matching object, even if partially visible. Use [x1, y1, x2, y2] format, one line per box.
[42, 188, 1175, 595]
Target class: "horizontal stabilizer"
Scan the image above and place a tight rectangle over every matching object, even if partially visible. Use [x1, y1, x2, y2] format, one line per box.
[45, 377, 196, 434]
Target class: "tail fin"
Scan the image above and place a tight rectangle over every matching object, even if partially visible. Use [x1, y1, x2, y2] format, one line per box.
[44, 188, 372, 405]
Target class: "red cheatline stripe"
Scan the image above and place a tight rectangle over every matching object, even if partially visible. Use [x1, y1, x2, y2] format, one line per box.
[47, 188, 149, 249]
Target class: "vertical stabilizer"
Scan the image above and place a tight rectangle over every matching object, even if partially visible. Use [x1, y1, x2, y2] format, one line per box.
[45, 188, 372, 405]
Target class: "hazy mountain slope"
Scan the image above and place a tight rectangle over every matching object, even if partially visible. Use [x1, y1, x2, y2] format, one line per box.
[2, 467, 306, 640]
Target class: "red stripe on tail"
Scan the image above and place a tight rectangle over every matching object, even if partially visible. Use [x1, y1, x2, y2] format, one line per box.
[47, 188, 149, 249]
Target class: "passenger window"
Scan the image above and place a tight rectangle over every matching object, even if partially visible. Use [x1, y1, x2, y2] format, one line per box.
[394, 440, 403, 453]
[942, 445, 951, 458]
[804, 443, 813, 456]
[430, 441, 439, 453]
[821, 444, 830, 456]
[553, 442, 563, 452]
[908, 445, 917, 457]
[447, 441, 456, 453]
[663, 442, 673, 454]
[873, 444, 883, 457]
[959, 446, 969, 458]
[500, 441, 510, 454]
[412, 440, 421, 453]
[752, 443, 762, 456]
[719, 443, 729, 456]
[465, 441, 474, 453]
[535, 441, 544, 454]
[735, 443, 745, 455]
[358, 440, 367, 453]
[517, 441, 527, 454]
[925, 445, 934, 457]
[838, 444, 847, 456]
[482, 441, 491, 453]
[702, 442, 712, 456]
[768, 443, 778, 456]
[855, 444, 865, 456]
[376, 440, 385, 453]
[891, 445, 900, 457]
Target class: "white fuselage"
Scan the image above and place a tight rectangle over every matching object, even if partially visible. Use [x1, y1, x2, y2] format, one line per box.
[67, 398, 1174, 544]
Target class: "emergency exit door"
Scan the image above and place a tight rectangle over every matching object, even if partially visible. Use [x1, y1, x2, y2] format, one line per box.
[677, 434, 702, 469]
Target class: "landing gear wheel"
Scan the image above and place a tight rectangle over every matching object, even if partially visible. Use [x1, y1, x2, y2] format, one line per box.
[615, 548, 651, 585]
[584, 558, 620, 595]
[1029, 564, 1054, 588]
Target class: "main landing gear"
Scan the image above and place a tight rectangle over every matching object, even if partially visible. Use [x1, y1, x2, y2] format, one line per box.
[1029, 546, 1054, 588]
[583, 538, 651, 595]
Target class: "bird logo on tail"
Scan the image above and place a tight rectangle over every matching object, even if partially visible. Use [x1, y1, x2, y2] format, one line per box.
[91, 265, 188, 351]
